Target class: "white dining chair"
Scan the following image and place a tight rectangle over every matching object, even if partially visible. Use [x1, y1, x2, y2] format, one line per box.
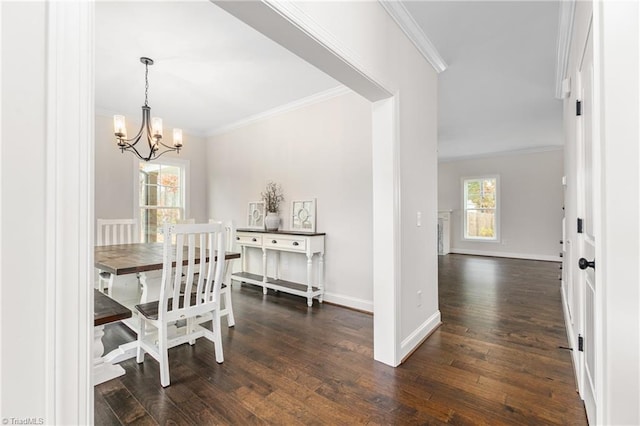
[210, 219, 237, 327]
[96, 218, 139, 294]
[177, 218, 196, 276]
[135, 222, 227, 387]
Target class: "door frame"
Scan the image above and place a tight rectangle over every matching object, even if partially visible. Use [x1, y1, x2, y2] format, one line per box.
[45, 1, 94, 423]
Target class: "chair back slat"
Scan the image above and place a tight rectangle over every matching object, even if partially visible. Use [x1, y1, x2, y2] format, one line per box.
[159, 222, 226, 321]
[210, 219, 236, 278]
[97, 219, 138, 246]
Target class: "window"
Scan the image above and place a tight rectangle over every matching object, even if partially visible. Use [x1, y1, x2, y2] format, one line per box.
[137, 160, 188, 242]
[463, 176, 498, 241]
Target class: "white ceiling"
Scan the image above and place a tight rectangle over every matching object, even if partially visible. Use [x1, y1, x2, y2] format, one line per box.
[96, 1, 562, 160]
[403, 1, 563, 160]
[95, 0, 341, 136]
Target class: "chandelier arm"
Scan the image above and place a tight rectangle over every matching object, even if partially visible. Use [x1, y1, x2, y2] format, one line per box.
[142, 106, 158, 154]
[121, 138, 151, 161]
[156, 140, 180, 150]
[145, 129, 156, 154]
[148, 147, 179, 161]
[118, 126, 145, 145]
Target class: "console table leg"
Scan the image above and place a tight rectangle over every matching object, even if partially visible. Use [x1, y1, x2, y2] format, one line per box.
[262, 248, 268, 295]
[306, 253, 313, 307]
[241, 246, 247, 273]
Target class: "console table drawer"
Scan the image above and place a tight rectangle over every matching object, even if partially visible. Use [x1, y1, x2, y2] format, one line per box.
[266, 236, 307, 251]
[236, 234, 262, 246]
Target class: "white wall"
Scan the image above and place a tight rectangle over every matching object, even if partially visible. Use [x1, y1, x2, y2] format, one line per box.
[94, 114, 209, 223]
[291, 1, 440, 359]
[597, 1, 640, 423]
[207, 92, 374, 311]
[439, 150, 564, 261]
[214, 0, 440, 365]
[0, 2, 48, 419]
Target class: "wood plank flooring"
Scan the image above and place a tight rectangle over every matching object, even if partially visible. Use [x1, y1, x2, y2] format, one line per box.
[95, 254, 587, 425]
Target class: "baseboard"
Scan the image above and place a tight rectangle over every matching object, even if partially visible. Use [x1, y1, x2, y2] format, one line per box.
[450, 248, 561, 262]
[323, 292, 373, 313]
[400, 310, 442, 361]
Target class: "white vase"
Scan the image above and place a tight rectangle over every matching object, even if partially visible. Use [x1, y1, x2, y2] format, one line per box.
[265, 212, 280, 231]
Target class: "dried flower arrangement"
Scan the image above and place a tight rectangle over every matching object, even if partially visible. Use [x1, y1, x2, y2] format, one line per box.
[261, 181, 284, 213]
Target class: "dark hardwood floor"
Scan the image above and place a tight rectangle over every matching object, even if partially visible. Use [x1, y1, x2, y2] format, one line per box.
[95, 254, 587, 425]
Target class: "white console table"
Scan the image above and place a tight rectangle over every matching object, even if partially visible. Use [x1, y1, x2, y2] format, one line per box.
[231, 229, 325, 307]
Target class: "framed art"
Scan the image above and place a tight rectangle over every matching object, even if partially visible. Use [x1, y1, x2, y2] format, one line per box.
[247, 201, 265, 229]
[290, 199, 316, 232]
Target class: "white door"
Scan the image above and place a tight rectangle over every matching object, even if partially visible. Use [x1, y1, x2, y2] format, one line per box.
[576, 21, 598, 423]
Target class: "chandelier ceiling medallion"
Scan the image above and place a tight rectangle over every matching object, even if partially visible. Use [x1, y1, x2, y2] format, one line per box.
[113, 57, 183, 161]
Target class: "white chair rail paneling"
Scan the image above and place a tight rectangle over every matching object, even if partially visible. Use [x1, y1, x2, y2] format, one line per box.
[96, 219, 139, 294]
[135, 222, 227, 387]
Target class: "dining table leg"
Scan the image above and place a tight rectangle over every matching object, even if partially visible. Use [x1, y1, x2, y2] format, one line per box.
[93, 325, 126, 385]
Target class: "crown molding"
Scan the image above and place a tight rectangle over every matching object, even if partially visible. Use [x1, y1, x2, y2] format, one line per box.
[438, 145, 564, 163]
[379, 1, 447, 74]
[555, 0, 576, 99]
[207, 85, 352, 137]
[97, 86, 352, 139]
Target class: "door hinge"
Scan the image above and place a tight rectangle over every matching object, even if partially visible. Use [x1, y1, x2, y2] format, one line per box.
[577, 218, 583, 234]
[578, 335, 584, 352]
[576, 100, 582, 116]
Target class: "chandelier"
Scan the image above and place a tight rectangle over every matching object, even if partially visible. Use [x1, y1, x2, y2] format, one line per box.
[113, 57, 183, 161]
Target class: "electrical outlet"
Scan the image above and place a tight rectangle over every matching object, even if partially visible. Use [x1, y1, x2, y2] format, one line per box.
[417, 211, 422, 227]
[417, 290, 422, 307]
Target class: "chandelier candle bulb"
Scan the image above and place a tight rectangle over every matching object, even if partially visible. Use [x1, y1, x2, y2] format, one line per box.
[173, 128, 183, 148]
[113, 115, 127, 139]
[151, 117, 163, 139]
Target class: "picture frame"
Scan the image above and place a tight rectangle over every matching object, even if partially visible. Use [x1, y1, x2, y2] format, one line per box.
[247, 201, 265, 229]
[290, 199, 316, 232]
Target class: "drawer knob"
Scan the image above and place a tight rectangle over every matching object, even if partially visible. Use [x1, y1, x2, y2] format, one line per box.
[236, 237, 240, 240]
[293, 242, 299, 246]
[272, 240, 277, 244]
[252, 238, 257, 242]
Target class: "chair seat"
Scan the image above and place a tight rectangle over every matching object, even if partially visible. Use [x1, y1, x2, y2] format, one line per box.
[135, 293, 199, 320]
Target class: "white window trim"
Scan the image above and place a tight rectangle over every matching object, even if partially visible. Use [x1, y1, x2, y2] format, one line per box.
[461, 174, 500, 243]
[132, 156, 191, 237]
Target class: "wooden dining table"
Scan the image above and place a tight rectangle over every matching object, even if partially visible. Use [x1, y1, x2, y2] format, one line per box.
[94, 242, 240, 364]
[94, 289, 131, 385]
[95, 242, 240, 305]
